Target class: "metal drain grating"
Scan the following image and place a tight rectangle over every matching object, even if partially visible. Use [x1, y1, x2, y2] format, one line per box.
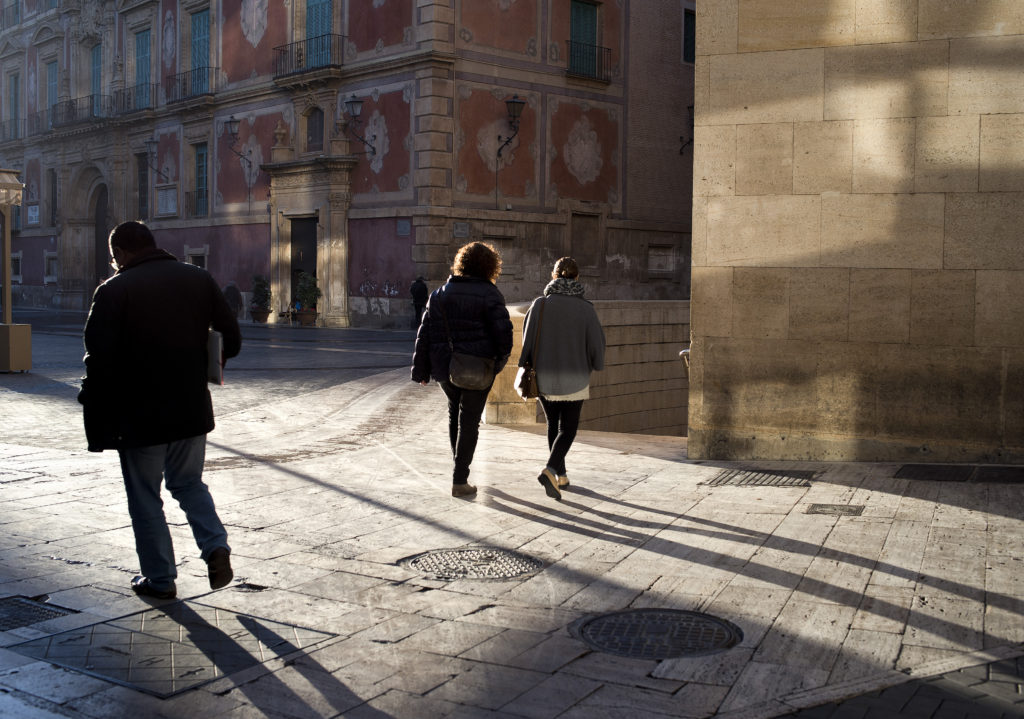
[0, 596, 77, 631]
[704, 468, 815, 487]
[806, 504, 865, 517]
[571, 609, 743, 660]
[400, 547, 543, 581]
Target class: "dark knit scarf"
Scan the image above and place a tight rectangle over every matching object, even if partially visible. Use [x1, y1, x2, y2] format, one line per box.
[543, 277, 586, 297]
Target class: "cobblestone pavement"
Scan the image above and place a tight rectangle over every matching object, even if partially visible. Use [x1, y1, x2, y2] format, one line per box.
[0, 310, 1022, 718]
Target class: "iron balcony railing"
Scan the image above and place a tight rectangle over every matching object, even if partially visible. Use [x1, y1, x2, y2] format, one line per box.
[26, 109, 50, 136]
[51, 95, 114, 126]
[273, 34, 345, 78]
[566, 40, 611, 82]
[165, 66, 218, 103]
[0, 118, 21, 141]
[184, 189, 208, 218]
[113, 83, 159, 114]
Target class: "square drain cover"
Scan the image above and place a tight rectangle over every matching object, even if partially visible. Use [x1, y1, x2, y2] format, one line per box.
[0, 596, 77, 631]
[806, 504, 865, 516]
[7, 601, 334, 698]
[704, 469, 815, 487]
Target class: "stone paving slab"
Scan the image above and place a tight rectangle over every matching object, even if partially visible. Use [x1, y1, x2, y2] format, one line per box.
[1, 317, 1023, 717]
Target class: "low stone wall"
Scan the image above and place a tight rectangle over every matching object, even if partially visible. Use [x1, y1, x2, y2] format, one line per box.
[486, 300, 690, 436]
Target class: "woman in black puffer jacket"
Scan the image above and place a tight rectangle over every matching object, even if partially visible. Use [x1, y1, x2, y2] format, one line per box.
[412, 242, 513, 497]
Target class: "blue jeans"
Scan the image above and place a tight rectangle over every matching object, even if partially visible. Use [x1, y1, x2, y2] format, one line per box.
[118, 435, 229, 591]
[438, 380, 491, 484]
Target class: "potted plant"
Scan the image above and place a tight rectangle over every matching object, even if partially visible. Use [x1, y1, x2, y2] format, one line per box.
[250, 275, 271, 322]
[293, 271, 322, 326]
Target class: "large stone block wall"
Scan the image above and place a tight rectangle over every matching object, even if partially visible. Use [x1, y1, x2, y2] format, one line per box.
[487, 300, 690, 436]
[689, 1, 1024, 462]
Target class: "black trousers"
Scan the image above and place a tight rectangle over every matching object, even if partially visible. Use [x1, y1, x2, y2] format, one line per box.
[439, 380, 491, 484]
[538, 397, 584, 476]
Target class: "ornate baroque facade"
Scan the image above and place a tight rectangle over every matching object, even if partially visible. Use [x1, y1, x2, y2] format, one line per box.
[1, 0, 694, 326]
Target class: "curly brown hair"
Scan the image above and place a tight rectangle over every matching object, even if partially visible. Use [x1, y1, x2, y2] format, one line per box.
[551, 256, 579, 280]
[451, 242, 502, 282]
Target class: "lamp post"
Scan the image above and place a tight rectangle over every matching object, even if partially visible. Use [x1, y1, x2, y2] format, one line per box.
[0, 168, 28, 372]
[495, 94, 526, 210]
[339, 95, 377, 155]
[226, 116, 255, 213]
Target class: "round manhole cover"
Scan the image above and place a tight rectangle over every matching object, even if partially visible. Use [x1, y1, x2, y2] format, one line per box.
[400, 547, 543, 581]
[571, 609, 743, 660]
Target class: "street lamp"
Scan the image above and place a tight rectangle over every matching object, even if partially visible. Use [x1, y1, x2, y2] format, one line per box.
[338, 94, 377, 155]
[0, 168, 29, 372]
[495, 94, 526, 209]
[226, 116, 256, 212]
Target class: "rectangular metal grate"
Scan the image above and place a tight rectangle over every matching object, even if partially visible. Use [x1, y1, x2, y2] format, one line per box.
[806, 504, 865, 517]
[7, 601, 335, 698]
[0, 596, 76, 631]
[894, 464, 974, 482]
[703, 469, 815, 487]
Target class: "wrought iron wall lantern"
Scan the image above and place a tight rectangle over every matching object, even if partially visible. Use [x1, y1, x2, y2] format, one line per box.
[338, 94, 377, 155]
[225, 116, 256, 211]
[495, 94, 526, 209]
[143, 138, 171, 182]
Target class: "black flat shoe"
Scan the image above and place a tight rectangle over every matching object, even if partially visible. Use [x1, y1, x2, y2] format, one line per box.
[131, 576, 176, 600]
[206, 547, 233, 590]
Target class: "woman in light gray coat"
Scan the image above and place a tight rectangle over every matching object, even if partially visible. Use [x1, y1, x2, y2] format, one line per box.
[518, 257, 605, 501]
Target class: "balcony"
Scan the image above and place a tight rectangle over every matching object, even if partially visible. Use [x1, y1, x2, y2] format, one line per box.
[166, 67, 218, 103]
[113, 83, 159, 114]
[566, 40, 611, 83]
[51, 95, 114, 127]
[26, 109, 50, 136]
[273, 34, 346, 79]
[184, 189, 208, 218]
[0, 118, 21, 142]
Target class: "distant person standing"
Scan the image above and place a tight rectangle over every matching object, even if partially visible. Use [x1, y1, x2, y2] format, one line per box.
[79, 221, 241, 600]
[518, 257, 605, 501]
[412, 243, 513, 497]
[410, 276, 428, 329]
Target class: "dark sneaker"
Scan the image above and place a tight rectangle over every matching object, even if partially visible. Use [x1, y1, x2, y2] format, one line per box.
[131, 576, 176, 600]
[207, 546, 233, 590]
[538, 468, 562, 501]
[452, 483, 478, 498]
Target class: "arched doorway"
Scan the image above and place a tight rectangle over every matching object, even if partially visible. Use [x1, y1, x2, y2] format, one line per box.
[91, 184, 109, 296]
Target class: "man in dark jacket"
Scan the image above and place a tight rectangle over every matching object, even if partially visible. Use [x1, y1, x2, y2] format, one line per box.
[80, 221, 241, 600]
[410, 276, 428, 329]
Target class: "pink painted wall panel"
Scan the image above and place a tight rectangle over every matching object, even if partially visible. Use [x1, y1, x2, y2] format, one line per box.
[221, 0, 289, 83]
[350, 91, 412, 195]
[457, 89, 536, 198]
[348, 0, 413, 53]
[460, 0, 538, 54]
[347, 217, 417, 299]
[549, 102, 619, 204]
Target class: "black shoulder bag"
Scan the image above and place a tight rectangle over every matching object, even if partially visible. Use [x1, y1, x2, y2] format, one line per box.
[440, 301, 496, 391]
[515, 298, 544, 400]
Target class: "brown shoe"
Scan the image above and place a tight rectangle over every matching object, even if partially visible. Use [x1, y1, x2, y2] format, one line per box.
[207, 546, 233, 590]
[538, 468, 562, 501]
[556, 474, 570, 488]
[131, 576, 176, 600]
[452, 483, 477, 498]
